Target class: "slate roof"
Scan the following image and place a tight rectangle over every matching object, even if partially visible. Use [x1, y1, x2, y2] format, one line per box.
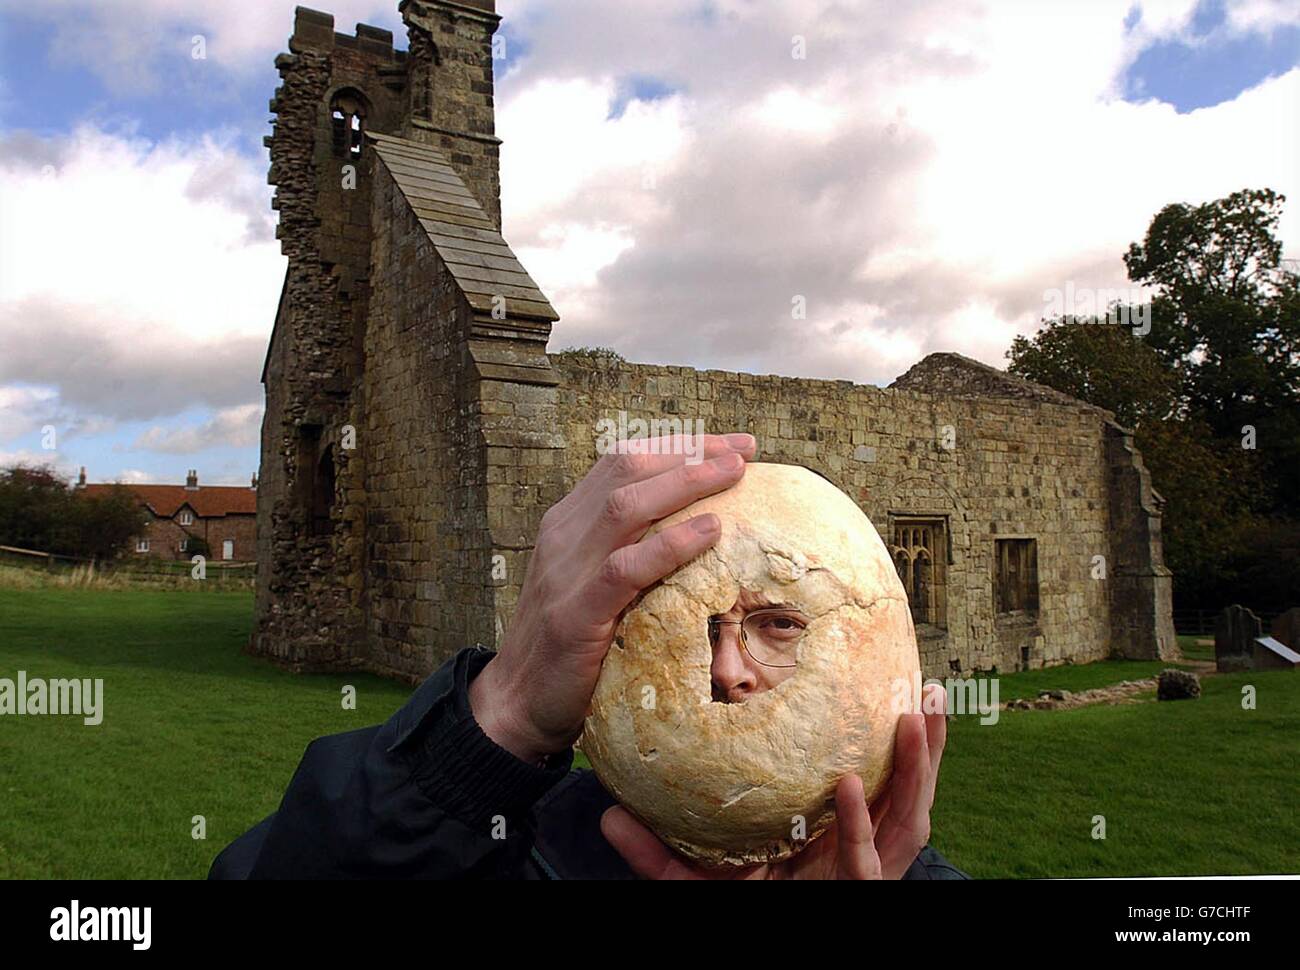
[83, 484, 257, 519]
[367, 131, 559, 323]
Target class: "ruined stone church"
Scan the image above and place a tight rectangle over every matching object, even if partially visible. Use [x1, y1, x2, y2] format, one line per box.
[253, 0, 1178, 683]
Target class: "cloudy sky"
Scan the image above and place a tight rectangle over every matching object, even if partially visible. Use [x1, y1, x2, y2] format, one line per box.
[0, 0, 1296, 486]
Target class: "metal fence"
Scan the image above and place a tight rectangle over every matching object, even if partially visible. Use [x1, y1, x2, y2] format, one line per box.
[1172, 608, 1287, 636]
[0, 544, 256, 586]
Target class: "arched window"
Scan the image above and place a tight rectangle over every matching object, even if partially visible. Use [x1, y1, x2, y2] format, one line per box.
[891, 517, 949, 629]
[330, 90, 369, 160]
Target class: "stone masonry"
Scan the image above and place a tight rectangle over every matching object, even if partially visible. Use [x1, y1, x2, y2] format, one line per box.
[252, 1, 1179, 682]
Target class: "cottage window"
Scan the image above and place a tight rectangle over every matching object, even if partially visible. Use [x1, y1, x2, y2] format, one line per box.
[995, 538, 1039, 615]
[179, 510, 194, 526]
[891, 518, 948, 629]
[136, 539, 149, 553]
[179, 539, 188, 552]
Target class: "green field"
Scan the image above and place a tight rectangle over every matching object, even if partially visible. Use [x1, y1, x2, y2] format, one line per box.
[0, 587, 1295, 878]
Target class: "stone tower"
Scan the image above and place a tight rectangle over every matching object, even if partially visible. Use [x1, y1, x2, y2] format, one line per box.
[254, 1, 564, 677]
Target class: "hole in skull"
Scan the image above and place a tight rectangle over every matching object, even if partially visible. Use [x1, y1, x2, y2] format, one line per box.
[707, 587, 807, 704]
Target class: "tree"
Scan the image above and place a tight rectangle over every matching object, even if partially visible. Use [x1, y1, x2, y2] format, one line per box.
[1006, 319, 1176, 430]
[75, 486, 149, 561]
[0, 464, 143, 561]
[1009, 187, 1300, 610]
[1126, 189, 1300, 511]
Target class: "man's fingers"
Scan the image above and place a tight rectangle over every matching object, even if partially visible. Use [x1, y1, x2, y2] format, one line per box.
[834, 775, 882, 880]
[600, 806, 703, 880]
[922, 682, 948, 808]
[590, 451, 747, 550]
[574, 433, 755, 503]
[874, 712, 931, 877]
[868, 789, 893, 839]
[582, 513, 721, 625]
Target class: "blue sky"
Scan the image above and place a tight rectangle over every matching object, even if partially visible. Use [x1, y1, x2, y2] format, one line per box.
[0, 0, 1296, 488]
[1122, 0, 1300, 111]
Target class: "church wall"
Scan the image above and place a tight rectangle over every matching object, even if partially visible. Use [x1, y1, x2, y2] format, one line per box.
[549, 354, 1119, 677]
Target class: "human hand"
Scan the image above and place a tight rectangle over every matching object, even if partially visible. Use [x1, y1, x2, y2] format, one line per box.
[600, 682, 949, 879]
[468, 433, 758, 764]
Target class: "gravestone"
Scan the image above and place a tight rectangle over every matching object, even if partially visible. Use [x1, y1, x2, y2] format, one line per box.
[1271, 607, 1300, 651]
[1215, 605, 1262, 672]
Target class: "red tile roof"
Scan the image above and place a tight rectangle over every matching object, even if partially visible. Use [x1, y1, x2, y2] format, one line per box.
[83, 483, 257, 519]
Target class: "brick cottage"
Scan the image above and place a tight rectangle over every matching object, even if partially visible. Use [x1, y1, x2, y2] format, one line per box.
[81, 469, 258, 562]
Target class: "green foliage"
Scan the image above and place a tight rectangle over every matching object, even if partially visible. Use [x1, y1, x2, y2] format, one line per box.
[0, 465, 143, 562]
[1006, 321, 1176, 429]
[1009, 188, 1300, 609]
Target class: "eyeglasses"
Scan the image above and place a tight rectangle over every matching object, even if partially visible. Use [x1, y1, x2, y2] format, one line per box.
[707, 608, 809, 669]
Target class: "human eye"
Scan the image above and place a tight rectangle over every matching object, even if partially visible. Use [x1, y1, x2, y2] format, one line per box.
[756, 611, 806, 636]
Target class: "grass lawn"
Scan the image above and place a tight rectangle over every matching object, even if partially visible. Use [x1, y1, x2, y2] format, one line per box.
[978, 657, 1198, 701]
[1177, 634, 1216, 663]
[1, 586, 1295, 878]
[933, 667, 1298, 877]
[0, 587, 411, 878]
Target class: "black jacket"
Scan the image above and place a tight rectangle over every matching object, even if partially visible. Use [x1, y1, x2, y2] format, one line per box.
[209, 646, 969, 879]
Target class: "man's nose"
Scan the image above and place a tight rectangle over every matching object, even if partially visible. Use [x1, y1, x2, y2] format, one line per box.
[711, 624, 757, 701]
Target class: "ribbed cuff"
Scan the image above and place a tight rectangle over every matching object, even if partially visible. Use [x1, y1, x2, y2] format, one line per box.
[410, 647, 574, 829]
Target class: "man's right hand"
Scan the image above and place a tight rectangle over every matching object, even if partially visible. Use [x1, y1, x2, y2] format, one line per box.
[468, 433, 757, 764]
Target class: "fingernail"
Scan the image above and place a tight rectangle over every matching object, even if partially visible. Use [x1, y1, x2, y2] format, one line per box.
[725, 433, 754, 450]
[691, 514, 719, 534]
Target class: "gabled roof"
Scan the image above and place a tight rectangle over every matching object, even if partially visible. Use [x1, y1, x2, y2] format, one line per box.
[890, 352, 1107, 412]
[367, 131, 559, 323]
[82, 484, 257, 519]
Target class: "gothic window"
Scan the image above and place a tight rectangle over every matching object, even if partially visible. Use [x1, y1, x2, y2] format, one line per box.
[891, 518, 948, 629]
[995, 538, 1039, 615]
[331, 91, 367, 160]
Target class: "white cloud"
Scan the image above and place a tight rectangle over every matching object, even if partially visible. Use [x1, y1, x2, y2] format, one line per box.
[0, 126, 279, 429]
[132, 404, 262, 454]
[0, 448, 75, 480]
[0, 0, 404, 94]
[0, 125, 281, 343]
[490, 0, 1300, 383]
[1, 0, 1295, 417]
[1224, 0, 1300, 33]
